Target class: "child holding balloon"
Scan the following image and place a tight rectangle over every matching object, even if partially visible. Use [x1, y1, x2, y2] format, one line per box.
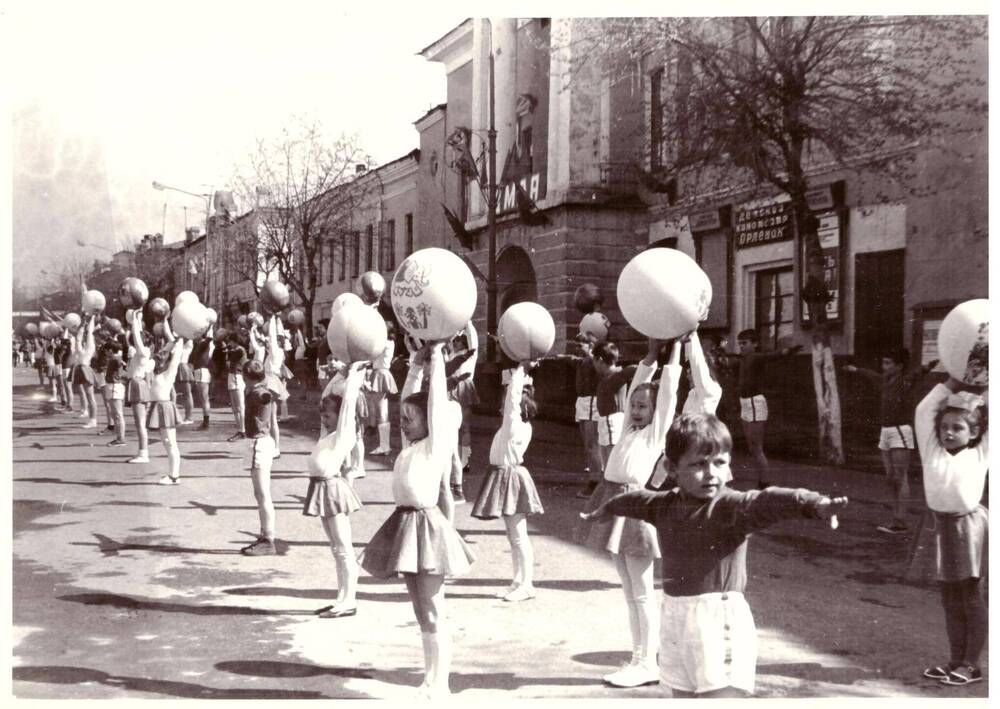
[190, 330, 215, 430]
[150, 338, 190, 485]
[360, 342, 474, 698]
[304, 362, 367, 618]
[580, 337, 681, 688]
[103, 340, 128, 446]
[365, 320, 398, 456]
[241, 359, 279, 555]
[447, 321, 479, 502]
[471, 360, 543, 601]
[73, 316, 99, 429]
[908, 376, 988, 686]
[224, 332, 249, 442]
[581, 413, 848, 698]
[125, 310, 154, 464]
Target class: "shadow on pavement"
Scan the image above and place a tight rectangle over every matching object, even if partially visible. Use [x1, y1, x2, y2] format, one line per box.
[12, 665, 327, 699]
[214, 659, 372, 680]
[757, 662, 879, 685]
[570, 650, 633, 667]
[56, 592, 317, 617]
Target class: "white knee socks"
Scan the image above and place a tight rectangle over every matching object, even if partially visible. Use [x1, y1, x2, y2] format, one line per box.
[377, 422, 390, 452]
[421, 631, 451, 693]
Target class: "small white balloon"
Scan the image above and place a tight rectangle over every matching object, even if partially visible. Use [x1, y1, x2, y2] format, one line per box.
[579, 312, 611, 342]
[327, 302, 388, 363]
[171, 301, 211, 340]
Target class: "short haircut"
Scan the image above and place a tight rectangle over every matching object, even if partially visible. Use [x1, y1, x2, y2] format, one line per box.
[631, 381, 658, 401]
[936, 402, 988, 447]
[737, 329, 758, 343]
[574, 331, 598, 346]
[403, 390, 429, 413]
[320, 393, 343, 413]
[883, 348, 910, 366]
[593, 341, 620, 366]
[665, 413, 733, 465]
[243, 359, 265, 381]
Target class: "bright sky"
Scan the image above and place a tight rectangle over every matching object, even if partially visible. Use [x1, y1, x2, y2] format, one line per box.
[10, 1, 460, 289]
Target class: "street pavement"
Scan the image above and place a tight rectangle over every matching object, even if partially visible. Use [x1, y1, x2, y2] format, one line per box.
[10, 367, 988, 699]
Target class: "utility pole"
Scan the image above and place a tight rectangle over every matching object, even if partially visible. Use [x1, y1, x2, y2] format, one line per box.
[485, 49, 498, 364]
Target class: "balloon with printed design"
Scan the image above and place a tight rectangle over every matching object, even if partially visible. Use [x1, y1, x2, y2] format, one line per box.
[616, 248, 712, 339]
[938, 299, 989, 386]
[391, 247, 476, 340]
[580, 312, 611, 342]
[498, 302, 555, 361]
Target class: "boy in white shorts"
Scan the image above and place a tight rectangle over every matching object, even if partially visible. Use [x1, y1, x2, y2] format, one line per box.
[582, 413, 846, 697]
[593, 341, 631, 469]
[551, 333, 601, 498]
[844, 348, 931, 535]
[224, 333, 248, 442]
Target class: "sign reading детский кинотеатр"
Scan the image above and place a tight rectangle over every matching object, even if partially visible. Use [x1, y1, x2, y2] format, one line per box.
[734, 201, 793, 248]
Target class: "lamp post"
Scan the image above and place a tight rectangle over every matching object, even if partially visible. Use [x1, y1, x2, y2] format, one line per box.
[152, 181, 212, 305]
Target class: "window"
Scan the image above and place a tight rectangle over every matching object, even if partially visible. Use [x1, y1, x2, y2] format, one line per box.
[754, 266, 795, 350]
[352, 231, 361, 277]
[405, 213, 413, 256]
[366, 225, 374, 271]
[383, 219, 396, 272]
[649, 67, 664, 171]
[339, 237, 347, 281]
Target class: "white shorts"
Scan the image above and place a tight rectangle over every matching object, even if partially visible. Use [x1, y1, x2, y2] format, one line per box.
[659, 592, 757, 695]
[575, 396, 598, 422]
[878, 424, 915, 451]
[62, 368, 71, 378]
[197, 368, 211, 384]
[250, 435, 276, 473]
[597, 412, 625, 447]
[104, 382, 125, 401]
[227, 373, 245, 392]
[739, 395, 768, 423]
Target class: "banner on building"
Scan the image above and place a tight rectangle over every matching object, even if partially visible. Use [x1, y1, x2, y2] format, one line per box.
[800, 211, 843, 324]
[734, 200, 792, 248]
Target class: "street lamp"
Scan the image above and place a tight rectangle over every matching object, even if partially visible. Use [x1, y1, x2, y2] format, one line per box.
[152, 180, 213, 305]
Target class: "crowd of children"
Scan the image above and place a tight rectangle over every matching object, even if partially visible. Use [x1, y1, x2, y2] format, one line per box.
[17, 295, 988, 698]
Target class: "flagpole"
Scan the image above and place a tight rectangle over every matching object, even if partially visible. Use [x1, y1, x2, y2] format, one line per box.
[486, 42, 498, 364]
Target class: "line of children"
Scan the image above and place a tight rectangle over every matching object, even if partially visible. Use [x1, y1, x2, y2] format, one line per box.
[365, 320, 397, 456]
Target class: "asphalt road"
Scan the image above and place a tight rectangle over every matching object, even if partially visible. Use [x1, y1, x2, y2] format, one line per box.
[10, 367, 988, 699]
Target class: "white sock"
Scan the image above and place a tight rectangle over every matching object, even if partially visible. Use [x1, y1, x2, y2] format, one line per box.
[378, 422, 390, 450]
[459, 445, 471, 467]
[421, 632, 437, 687]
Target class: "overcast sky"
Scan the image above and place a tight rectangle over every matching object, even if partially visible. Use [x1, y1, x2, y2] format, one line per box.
[10, 2, 460, 289]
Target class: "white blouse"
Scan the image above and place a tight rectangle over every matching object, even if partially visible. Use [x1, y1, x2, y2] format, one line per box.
[603, 361, 681, 487]
[489, 365, 532, 467]
[916, 383, 989, 514]
[309, 368, 363, 479]
[391, 347, 461, 508]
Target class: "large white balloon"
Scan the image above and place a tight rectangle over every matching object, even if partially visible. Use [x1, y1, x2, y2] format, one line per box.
[171, 300, 212, 339]
[580, 312, 611, 342]
[938, 299, 989, 386]
[391, 247, 476, 340]
[331, 292, 363, 318]
[616, 248, 712, 339]
[327, 302, 388, 363]
[175, 290, 199, 306]
[499, 303, 555, 361]
[81, 290, 106, 315]
[62, 312, 82, 330]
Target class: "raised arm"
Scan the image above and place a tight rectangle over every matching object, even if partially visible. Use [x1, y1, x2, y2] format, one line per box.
[915, 382, 952, 458]
[627, 339, 664, 400]
[502, 363, 527, 426]
[131, 310, 150, 357]
[162, 318, 176, 343]
[267, 315, 281, 362]
[685, 332, 721, 415]
[162, 337, 186, 384]
[651, 341, 683, 445]
[427, 343, 458, 459]
[458, 321, 478, 375]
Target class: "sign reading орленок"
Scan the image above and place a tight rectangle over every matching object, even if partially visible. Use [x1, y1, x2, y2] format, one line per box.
[734, 200, 793, 248]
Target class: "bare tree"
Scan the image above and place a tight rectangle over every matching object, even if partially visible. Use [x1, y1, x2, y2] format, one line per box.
[561, 16, 986, 464]
[230, 117, 379, 337]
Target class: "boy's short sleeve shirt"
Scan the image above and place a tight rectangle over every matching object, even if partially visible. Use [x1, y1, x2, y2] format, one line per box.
[245, 382, 273, 438]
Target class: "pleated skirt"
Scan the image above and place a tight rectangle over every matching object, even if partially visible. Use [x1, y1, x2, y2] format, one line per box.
[471, 465, 545, 520]
[905, 506, 988, 583]
[360, 506, 475, 578]
[302, 476, 363, 517]
[72, 365, 99, 387]
[366, 369, 398, 394]
[579, 480, 661, 559]
[175, 363, 196, 383]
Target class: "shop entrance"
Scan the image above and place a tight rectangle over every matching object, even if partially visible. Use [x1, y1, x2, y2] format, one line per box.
[854, 249, 905, 364]
[497, 245, 538, 313]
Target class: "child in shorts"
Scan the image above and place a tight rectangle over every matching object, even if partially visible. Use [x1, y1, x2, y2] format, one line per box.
[582, 413, 847, 697]
[242, 359, 278, 556]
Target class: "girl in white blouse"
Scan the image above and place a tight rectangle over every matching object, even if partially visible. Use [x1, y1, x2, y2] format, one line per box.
[124, 310, 154, 464]
[360, 342, 474, 699]
[471, 361, 544, 601]
[304, 362, 367, 619]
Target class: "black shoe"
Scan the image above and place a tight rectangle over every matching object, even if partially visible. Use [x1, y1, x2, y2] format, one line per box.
[199, 420, 210, 431]
[105, 424, 115, 431]
[106, 438, 127, 447]
[451, 484, 466, 504]
[241, 538, 276, 556]
[940, 666, 983, 686]
[756, 480, 771, 490]
[318, 606, 357, 619]
[576, 482, 598, 500]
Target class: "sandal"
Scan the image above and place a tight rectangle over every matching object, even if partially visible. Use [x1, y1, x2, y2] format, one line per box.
[923, 665, 953, 680]
[318, 606, 357, 619]
[940, 666, 983, 686]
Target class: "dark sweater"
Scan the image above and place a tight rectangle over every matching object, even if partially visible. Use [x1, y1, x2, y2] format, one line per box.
[852, 367, 917, 427]
[605, 487, 826, 597]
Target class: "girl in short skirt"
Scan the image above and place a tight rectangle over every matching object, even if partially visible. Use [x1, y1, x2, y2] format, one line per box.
[174, 331, 197, 425]
[360, 342, 474, 698]
[908, 378, 988, 687]
[73, 315, 100, 429]
[322, 359, 369, 479]
[580, 338, 682, 688]
[150, 338, 190, 485]
[365, 320, 398, 456]
[471, 361, 543, 601]
[304, 362, 367, 619]
[125, 310, 154, 464]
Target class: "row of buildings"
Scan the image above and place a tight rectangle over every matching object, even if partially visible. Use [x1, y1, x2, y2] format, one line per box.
[85, 17, 988, 464]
